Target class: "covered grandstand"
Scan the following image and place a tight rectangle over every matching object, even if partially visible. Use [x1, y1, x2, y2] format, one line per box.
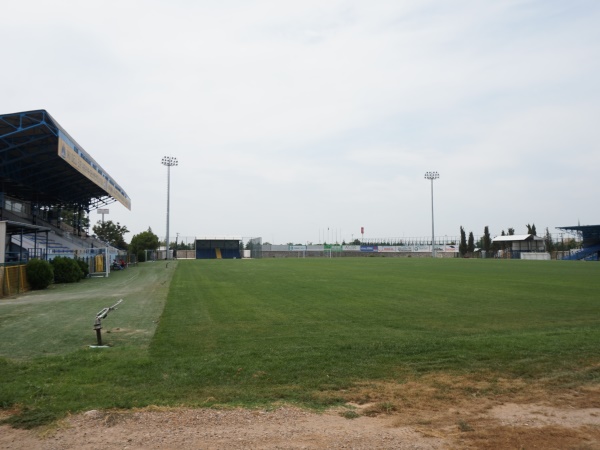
[491, 234, 548, 260]
[196, 237, 242, 259]
[1, 109, 132, 293]
[557, 225, 600, 261]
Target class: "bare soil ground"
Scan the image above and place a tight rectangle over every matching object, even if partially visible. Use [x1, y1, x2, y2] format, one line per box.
[2, 379, 599, 449]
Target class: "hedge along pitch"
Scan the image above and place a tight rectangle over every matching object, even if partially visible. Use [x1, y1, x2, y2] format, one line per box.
[25, 259, 54, 290]
[51, 257, 84, 283]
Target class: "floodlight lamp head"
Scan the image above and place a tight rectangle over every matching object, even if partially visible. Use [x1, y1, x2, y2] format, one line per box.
[424, 171, 439, 180]
[161, 156, 178, 167]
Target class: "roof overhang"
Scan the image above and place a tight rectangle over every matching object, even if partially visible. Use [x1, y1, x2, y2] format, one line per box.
[0, 110, 131, 211]
[492, 234, 544, 242]
[557, 225, 600, 247]
[2, 220, 51, 236]
[196, 236, 242, 241]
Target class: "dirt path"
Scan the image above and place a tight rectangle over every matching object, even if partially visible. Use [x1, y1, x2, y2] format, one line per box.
[2, 399, 600, 450]
[2, 374, 600, 449]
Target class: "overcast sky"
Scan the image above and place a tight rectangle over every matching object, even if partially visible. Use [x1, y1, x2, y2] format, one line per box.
[2, 1, 599, 244]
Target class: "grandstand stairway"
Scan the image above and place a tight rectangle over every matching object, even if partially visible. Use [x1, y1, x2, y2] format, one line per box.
[215, 248, 222, 259]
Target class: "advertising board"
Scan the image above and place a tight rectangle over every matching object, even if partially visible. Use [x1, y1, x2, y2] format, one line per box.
[360, 245, 377, 252]
[58, 133, 131, 210]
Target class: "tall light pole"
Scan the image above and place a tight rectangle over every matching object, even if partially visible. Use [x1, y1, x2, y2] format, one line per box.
[424, 171, 439, 258]
[162, 156, 178, 259]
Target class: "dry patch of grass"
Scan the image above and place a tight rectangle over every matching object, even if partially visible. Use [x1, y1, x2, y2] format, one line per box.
[338, 371, 599, 412]
[326, 371, 600, 448]
[461, 424, 600, 450]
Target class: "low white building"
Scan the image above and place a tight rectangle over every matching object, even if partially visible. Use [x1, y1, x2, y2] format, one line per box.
[492, 234, 548, 259]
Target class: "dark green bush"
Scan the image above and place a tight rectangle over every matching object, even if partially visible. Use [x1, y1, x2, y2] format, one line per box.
[51, 257, 84, 283]
[26, 259, 54, 290]
[76, 259, 89, 278]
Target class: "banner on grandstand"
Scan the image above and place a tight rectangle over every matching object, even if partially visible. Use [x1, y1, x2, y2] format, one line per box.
[58, 133, 131, 210]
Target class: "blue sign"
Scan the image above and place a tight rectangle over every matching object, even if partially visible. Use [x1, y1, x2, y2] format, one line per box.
[360, 245, 377, 252]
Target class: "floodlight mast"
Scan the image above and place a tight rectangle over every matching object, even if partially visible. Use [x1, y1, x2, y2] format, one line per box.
[162, 156, 178, 260]
[424, 171, 440, 258]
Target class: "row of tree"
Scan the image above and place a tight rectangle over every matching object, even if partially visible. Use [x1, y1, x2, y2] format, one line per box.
[92, 221, 159, 262]
[91, 221, 198, 261]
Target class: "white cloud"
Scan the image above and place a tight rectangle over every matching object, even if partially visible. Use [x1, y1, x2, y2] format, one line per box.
[2, 0, 599, 243]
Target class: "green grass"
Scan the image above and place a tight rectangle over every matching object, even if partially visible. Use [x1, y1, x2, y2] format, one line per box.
[0, 261, 172, 358]
[1, 258, 599, 427]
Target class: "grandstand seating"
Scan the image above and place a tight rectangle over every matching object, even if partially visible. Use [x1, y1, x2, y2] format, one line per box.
[8, 234, 63, 261]
[195, 248, 213, 259]
[8, 225, 119, 262]
[562, 244, 600, 261]
[220, 248, 240, 259]
[195, 240, 241, 259]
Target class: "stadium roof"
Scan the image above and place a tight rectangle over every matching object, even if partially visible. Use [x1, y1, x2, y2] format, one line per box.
[196, 236, 243, 241]
[492, 234, 544, 242]
[557, 225, 600, 247]
[0, 109, 130, 211]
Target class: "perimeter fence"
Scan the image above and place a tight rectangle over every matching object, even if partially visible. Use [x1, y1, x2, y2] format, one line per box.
[0, 263, 28, 297]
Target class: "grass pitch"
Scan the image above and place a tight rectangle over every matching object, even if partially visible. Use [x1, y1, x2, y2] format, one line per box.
[1, 258, 599, 427]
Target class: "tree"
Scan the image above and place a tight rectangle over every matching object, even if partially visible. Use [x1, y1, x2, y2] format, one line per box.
[60, 208, 90, 232]
[492, 230, 506, 252]
[168, 239, 193, 250]
[475, 236, 484, 249]
[93, 220, 129, 249]
[544, 227, 554, 252]
[459, 226, 467, 257]
[129, 227, 160, 262]
[526, 223, 537, 236]
[482, 226, 491, 253]
[173, 241, 193, 250]
[467, 231, 475, 253]
[508, 228, 515, 236]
